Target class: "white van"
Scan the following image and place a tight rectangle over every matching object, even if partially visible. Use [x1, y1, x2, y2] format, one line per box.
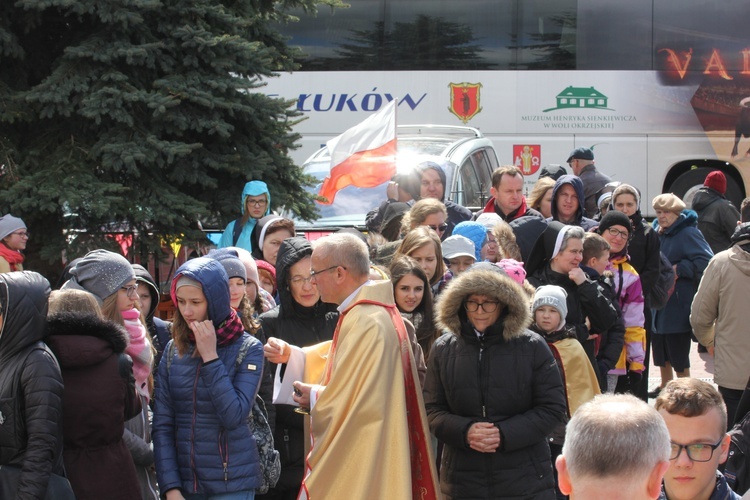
[295, 125, 500, 230]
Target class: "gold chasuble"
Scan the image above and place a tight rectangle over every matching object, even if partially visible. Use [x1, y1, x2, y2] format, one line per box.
[298, 280, 439, 499]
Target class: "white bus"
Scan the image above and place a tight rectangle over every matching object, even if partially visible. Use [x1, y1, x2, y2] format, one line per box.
[264, 0, 750, 214]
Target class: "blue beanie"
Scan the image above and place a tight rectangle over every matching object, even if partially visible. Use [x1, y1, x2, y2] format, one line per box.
[452, 221, 488, 261]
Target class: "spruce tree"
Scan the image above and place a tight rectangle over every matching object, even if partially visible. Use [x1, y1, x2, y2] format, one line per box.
[0, 0, 339, 279]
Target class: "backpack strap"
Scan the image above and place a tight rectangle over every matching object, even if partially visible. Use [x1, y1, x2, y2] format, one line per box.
[231, 218, 245, 247]
[165, 341, 176, 371]
[234, 335, 255, 372]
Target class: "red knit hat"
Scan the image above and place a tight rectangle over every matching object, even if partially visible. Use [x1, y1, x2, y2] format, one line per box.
[704, 171, 726, 195]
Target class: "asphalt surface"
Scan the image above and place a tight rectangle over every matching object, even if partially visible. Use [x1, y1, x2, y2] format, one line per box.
[647, 340, 715, 397]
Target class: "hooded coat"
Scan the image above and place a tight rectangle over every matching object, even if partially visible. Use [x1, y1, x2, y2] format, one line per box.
[548, 175, 597, 230]
[153, 258, 264, 496]
[652, 210, 713, 334]
[691, 223, 750, 390]
[424, 267, 567, 499]
[0, 272, 64, 499]
[219, 181, 271, 252]
[130, 265, 167, 498]
[402, 161, 473, 238]
[259, 237, 338, 493]
[133, 264, 170, 368]
[691, 186, 740, 254]
[45, 312, 142, 500]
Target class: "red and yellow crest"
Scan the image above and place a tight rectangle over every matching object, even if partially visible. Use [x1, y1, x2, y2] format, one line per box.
[448, 82, 483, 124]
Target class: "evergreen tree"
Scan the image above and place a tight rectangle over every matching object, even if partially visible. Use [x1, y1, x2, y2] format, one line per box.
[0, 0, 340, 278]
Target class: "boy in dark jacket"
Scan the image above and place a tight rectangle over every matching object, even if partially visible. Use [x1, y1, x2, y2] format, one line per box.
[582, 233, 626, 393]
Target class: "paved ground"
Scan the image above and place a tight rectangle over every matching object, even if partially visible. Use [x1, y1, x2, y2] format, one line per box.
[647, 340, 715, 397]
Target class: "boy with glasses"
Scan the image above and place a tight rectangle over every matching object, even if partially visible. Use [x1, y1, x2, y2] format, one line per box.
[655, 378, 740, 500]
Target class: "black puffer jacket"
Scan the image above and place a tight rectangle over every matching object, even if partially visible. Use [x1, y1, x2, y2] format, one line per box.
[0, 272, 63, 500]
[424, 266, 567, 499]
[259, 237, 338, 494]
[692, 187, 741, 254]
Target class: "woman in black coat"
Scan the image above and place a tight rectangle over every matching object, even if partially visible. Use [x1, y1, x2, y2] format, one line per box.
[424, 263, 567, 499]
[0, 271, 64, 499]
[258, 237, 338, 500]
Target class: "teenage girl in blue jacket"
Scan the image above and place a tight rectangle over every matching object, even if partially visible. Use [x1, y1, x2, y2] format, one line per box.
[154, 257, 264, 500]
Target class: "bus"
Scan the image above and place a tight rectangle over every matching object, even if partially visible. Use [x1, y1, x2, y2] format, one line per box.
[263, 0, 750, 215]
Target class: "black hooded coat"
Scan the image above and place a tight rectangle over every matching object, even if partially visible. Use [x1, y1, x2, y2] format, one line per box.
[0, 272, 64, 499]
[258, 237, 339, 494]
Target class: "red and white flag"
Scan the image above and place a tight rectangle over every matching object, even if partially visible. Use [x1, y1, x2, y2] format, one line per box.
[317, 99, 397, 204]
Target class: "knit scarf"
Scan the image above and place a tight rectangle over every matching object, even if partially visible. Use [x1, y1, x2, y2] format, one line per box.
[122, 308, 154, 400]
[187, 308, 245, 347]
[400, 310, 423, 330]
[0, 244, 24, 271]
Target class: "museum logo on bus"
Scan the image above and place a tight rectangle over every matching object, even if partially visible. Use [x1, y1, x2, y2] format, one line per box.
[543, 87, 614, 112]
[520, 86, 636, 130]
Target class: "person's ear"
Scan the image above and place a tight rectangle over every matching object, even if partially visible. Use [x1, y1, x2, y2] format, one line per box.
[556, 455, 573, 495]
[647, 461, 670, 499]
[719, 433, 732, 464]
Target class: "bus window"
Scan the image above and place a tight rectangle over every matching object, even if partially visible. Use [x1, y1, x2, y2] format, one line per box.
[514, 0, 577, 69]
[385, 0, 508, 70]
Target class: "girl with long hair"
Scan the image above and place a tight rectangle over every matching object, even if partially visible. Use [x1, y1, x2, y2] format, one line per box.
[389, 256, 438, 361]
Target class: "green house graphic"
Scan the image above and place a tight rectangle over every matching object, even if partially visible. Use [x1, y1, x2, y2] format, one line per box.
[544, 86, 612, 112]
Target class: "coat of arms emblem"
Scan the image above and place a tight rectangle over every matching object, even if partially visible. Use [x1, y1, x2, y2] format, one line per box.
[448, 82, 483, 124]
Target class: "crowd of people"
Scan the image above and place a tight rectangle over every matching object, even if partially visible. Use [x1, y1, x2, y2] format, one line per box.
[1, 147, 750, 499]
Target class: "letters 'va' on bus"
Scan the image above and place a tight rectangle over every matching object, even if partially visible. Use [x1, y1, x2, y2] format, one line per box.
[263, 0, 750, 216]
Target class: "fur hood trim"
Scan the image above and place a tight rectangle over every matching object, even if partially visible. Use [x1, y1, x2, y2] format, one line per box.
[436, 267, 531, 341]
[47, 311, 129, 353]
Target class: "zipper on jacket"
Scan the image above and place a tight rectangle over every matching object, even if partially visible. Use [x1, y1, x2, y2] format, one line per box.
[478, 335, 486, 418]
[218, 429, 229, 482]
[191, 364, 202, 492]
[283, 428, 291, 460]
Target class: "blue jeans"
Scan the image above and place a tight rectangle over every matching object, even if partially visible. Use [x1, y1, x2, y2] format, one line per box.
[184, 490, 255, 500]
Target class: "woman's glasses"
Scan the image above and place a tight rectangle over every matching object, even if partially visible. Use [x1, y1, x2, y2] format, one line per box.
[464, 300, 499, 313]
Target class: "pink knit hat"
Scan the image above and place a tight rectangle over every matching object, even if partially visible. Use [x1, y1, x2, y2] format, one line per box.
[495, 259, 526, 285]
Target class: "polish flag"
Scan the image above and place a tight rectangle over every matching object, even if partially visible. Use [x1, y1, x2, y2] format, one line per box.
[317, 99, 397, 204]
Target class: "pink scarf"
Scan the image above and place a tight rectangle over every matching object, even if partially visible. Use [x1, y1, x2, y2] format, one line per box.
[122, 308, 154, 400]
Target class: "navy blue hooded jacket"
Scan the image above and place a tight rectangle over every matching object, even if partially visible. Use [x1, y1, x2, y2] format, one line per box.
[154, 257, 264, 496]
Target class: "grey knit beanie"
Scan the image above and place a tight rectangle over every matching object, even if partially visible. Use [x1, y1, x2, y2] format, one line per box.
[0, 214, 26, 241]
[208, 249, 248, 282]
[532, 285, 568, 331]
[62, 249, 136, 304]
